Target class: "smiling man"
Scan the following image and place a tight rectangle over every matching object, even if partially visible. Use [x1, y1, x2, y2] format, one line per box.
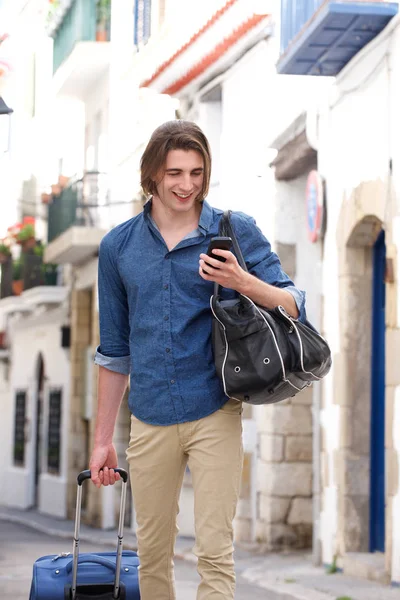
[89, 120, 305, 600]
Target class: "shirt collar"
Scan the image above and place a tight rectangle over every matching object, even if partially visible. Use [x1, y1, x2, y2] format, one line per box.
[143, 198, 213, 234]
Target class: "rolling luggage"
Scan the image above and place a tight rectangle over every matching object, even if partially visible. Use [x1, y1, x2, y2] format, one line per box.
[29, 468, 140, 599]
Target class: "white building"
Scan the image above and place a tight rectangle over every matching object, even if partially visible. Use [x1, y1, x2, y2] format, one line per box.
[273, 0, 400, 585]
[130, 0, 332, 545]
[0, 0, 71, 514]
[3, 2, 399, 587]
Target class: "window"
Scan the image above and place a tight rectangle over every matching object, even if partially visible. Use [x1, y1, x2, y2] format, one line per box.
[13, 391, 27, 466]
[47, 389, 62, 474]
[133, 0, 152, 47]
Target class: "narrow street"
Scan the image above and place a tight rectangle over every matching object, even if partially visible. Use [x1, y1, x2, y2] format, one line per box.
[0, 520, 274, 599]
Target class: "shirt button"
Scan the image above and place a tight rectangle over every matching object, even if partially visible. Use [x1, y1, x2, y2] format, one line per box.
[164, 316, 169, 321]
[170, 379, 175, 384]
[163, 284, 168, 290]
[166, 348, 170, 353]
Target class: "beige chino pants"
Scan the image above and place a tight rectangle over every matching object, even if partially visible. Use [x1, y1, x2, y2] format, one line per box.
[125, 398, 243, 600]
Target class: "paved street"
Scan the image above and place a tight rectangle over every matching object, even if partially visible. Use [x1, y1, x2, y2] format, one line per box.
[0, 520, 273, 599]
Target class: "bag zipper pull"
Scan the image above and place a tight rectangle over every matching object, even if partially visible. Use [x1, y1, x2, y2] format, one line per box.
[52, 552, 71, 562]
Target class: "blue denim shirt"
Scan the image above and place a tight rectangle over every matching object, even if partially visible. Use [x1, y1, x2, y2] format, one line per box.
[94, 199, 306, 425]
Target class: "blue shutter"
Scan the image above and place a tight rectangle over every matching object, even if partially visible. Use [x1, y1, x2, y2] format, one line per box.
[143, 0, 151, 44]
[133, 0, 151, 47]
[133, 0, 140, 46]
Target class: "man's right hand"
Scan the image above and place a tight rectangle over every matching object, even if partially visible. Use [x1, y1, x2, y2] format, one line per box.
[89, 443, 121, 488]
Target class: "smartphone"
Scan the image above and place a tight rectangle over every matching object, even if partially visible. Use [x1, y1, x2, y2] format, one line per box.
[203, 236, 233, 274]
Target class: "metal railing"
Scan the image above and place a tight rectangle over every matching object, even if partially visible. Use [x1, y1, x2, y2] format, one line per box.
[47, 171, 109, 244]
[52, 0, 111, 73]
[0, 253, 58, 300]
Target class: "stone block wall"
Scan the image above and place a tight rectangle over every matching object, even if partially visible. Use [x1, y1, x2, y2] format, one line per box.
[256, 388, 313, 549]
[234, 403, 257, 542]
[66, 288, 95, 521]
[234, 450, 253, 540]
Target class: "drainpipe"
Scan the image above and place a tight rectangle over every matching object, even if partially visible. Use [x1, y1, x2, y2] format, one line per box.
[312, 252, 323, 566]
[312, 377, 322, 565]
[306, 104, 324, 566]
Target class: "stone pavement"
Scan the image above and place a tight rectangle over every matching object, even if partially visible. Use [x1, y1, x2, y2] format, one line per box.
[1, 505, 399, 600]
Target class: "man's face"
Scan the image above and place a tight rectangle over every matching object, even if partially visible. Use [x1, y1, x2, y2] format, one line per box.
[154, 149, 204, 214]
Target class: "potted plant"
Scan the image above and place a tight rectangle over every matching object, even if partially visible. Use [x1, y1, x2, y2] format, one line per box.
[58, 174, 69, 188]
[41, 192, 52, 204]
[96, 0, 111, 41]
[46, 0, 61, 27]
[16, 223, 36, 251]
[51, 182, 62, 196]
[0, 330, 7, 349]
[0, 241, 11, 264]
[12, 257, 23, 295]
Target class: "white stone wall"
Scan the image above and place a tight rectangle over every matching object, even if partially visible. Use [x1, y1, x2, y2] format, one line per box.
[219, 38, 331, 247]
[2, 307, 70, 517]
[315, 16, 400, 577]
[210, 35, 329, 543]
[274, 175, 323, 324]
[0, 361, 11, 505]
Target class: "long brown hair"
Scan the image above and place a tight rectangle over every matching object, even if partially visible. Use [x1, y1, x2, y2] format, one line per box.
[140, 120, 212, 200]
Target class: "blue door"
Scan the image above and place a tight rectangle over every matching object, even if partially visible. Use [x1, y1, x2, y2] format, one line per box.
[369, 229, 386, 552]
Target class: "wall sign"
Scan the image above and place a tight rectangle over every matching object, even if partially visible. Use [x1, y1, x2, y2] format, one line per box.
[306, 170, 325, 243]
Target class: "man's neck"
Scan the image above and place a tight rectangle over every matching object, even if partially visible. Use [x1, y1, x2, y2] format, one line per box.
[151, 197, 202, 233]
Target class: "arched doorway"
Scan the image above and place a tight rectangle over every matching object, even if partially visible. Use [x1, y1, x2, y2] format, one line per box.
[338, 214, 386, 554]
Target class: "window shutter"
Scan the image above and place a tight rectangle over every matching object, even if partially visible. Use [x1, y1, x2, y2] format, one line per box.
[133, 0, 152, 47]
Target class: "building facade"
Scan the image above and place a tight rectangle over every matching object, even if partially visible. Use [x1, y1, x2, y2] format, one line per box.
[3, 3, 399, 587]
[274, 0, 400, 585]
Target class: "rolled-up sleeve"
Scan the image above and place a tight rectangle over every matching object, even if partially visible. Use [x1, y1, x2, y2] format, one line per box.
[94, 346, 130, 375]
[233, 213, 307, 323]
[94, 233, 131, 375]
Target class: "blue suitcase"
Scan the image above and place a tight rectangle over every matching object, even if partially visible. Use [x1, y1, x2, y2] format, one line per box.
[29, 469, 140, 599]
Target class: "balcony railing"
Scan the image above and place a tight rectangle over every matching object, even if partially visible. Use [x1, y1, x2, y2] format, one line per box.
[52, 0, 111, 74]
[278, 0, 398, 75]
[0, 253, 58, 300]
[47, 172, 109, 244]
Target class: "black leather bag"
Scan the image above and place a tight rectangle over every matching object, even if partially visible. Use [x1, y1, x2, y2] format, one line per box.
[211, 211, 332, 405]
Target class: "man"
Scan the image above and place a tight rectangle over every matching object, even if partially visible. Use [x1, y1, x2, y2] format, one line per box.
[90, 120, 305, 600]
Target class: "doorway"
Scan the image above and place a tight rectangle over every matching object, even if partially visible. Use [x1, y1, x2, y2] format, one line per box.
[369, 230, 386, 552]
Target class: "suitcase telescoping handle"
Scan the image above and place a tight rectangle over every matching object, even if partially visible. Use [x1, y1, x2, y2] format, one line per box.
[71, 468, 128, 600]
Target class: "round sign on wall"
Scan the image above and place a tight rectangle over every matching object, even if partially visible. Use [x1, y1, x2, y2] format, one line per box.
[306, 170, 325, 243]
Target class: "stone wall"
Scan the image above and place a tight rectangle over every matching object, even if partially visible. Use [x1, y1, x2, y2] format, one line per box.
[66, 288, 94, 521]
[256, 388, 313, 549]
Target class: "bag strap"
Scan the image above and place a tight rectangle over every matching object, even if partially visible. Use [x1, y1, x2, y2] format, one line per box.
[214, 211, 248, 296]
[219, 210, 248, 272]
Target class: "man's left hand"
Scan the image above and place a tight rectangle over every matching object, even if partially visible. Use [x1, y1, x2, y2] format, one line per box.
[199, 250, 249, 292]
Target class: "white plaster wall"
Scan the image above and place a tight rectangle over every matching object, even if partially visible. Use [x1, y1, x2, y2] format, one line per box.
[196, 100, 222, 206]
[315, 21, 396, 565]
[3, 307, 70, 518]
[220, 37, 331, 248]
[275, 175, 323, 325]
[203, 34, 329, 541]
[0, 363, 11, 505]
[0, 28, 53, 239]
[84, 72, 110, 168]
[392, 385, 400, 583]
